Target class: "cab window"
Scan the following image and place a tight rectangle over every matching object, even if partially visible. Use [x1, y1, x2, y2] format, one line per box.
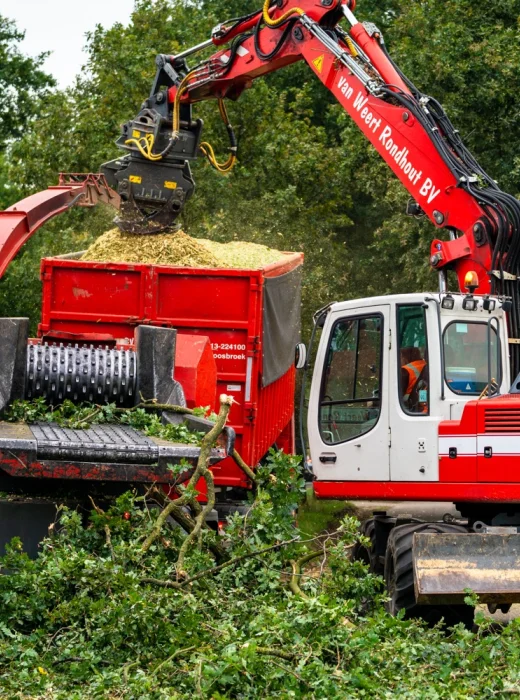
[397, 305, 429, 415]
[319, 314, 382, 445]
[444, 321, 500, 395]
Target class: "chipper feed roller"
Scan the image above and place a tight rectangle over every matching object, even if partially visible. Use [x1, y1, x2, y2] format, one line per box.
[0, 318, 234, 486]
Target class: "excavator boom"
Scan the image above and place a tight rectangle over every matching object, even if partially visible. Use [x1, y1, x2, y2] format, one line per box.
[0, 173, 119, 280]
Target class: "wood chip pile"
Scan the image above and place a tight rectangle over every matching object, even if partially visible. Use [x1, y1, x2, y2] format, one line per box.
[81, 229, 287, 269]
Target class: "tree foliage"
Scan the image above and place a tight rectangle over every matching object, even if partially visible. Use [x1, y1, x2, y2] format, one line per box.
[1, 0, 520, 332]
[0, 15, 55, 151]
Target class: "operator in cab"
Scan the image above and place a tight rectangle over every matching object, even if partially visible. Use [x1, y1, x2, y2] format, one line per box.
[402, 355, 426, 399]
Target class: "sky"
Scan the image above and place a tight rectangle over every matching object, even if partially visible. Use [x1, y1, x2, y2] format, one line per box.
[1, 0, 135, 87]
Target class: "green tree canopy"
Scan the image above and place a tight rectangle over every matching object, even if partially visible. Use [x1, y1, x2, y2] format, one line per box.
[0, 15, 55, 150]
[1, 0, 520, 333]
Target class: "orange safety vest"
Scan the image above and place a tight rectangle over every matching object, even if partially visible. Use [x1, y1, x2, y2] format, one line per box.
[402, 359, 426, 398]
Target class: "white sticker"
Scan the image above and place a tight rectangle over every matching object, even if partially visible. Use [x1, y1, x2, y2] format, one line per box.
[456, 323, 468, 333]
[227, 384, 241, 392]
[236, 45, 249, 57]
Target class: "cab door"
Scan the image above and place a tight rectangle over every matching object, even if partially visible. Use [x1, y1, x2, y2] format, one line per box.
[389, 302, 439, 482]
[309, 305, 390, 482]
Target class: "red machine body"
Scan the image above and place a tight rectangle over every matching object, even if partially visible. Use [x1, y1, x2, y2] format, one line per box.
[312, 395, 520, 503]
[37, 253, 302, 488]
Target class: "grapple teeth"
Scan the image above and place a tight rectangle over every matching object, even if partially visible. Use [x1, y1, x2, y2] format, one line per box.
[114, 211, 181, 236]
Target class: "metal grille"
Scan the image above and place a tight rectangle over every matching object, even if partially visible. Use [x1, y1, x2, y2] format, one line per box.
[484, 408, 520, 433]
[26, 343, 136, 407]
[31, 422, 158, 463]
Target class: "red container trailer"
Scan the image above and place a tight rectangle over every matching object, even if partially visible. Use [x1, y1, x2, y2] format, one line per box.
[37, 252, 304, 489]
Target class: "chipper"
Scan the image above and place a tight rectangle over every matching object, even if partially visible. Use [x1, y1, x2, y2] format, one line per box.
[0, 174, 301, 555]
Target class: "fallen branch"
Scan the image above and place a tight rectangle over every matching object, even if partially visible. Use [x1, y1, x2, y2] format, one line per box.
[141, 484, 193, 553]
[176, 470, 216, 577]
[75, 406, 103, 428]
[175, 395, 233, 578]
[52, 656, 83, 666]
[122, 660, 140, 683]
[114, 400, 195, 416]
[146, 486, 227, 562]
[255, 646, 296, 661]
[232, 449, 257, 483]
[289, 550, 326, 600]
[88, 496, 115, 559]
[141, 536, 299, 590]
[270, 659, 308, 685]
[152, 645, 197, 676]
[141, 395, 232, 556]
[140, 576, 182, 590]
[88, 495, 104, 515]
[104, 525, 115, 560]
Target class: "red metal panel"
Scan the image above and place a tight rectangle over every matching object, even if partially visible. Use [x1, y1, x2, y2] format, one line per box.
[314, 480, 520, 502]
[439, 456, 477, 483]
[276, 416, 296, 455]
[38, 253, 303, 487]
[438, 402, 478, 437]
[174, 334, 217, 409]
[40, 260, 148, 332]
[477, 455, 520, 484]
[250, 366, 296, 465]
[438, 398, 520, 485]
[155, 269, 254, 324]
[42, 320, 138, 340]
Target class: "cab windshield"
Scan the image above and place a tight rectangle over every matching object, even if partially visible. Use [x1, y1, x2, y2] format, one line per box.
[443, 321, 500, 395]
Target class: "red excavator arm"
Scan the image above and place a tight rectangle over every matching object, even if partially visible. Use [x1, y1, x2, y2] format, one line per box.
[180, 1, 493, 292]
[102, 0, 518, 296]
[0, 173, 119, 279]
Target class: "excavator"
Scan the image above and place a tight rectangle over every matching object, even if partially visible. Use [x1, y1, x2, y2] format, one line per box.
[2, 0, 520, 625]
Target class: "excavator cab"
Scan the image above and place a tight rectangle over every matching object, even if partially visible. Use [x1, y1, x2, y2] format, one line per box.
[306, 291, 520, 621]
[308, 291, 509, 487]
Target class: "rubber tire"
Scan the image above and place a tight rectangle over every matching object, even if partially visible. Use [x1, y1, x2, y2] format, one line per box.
[352, 518, 385, 575]
[384, 522, 475, 629]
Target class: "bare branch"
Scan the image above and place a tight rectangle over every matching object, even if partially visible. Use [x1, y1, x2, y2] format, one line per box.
[175, 395, 233, 578]
[289, 550, 326, 600]
[145, 486, 227, 562]
[141, 395, 233, 556]
[255, 646, 297, 661]
[152, 645, 197, 676]
[232, 449, 257, 483]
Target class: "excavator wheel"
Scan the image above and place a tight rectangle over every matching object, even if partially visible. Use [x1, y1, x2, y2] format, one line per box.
[352, 518, 381, 574]
[384, 522, 475, 629]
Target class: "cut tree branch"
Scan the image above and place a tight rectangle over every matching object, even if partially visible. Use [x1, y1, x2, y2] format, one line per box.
[141, 395, 233, 556]
[289, 550, 326, 600]
[146, 486, 227, 562]
[232, 449, 257, 483]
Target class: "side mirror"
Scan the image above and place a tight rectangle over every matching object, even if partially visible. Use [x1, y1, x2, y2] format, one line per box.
[295, 343, 307, 370]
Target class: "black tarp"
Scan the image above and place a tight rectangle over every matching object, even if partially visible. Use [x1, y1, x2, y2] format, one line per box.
[262, 264, 303, 387]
